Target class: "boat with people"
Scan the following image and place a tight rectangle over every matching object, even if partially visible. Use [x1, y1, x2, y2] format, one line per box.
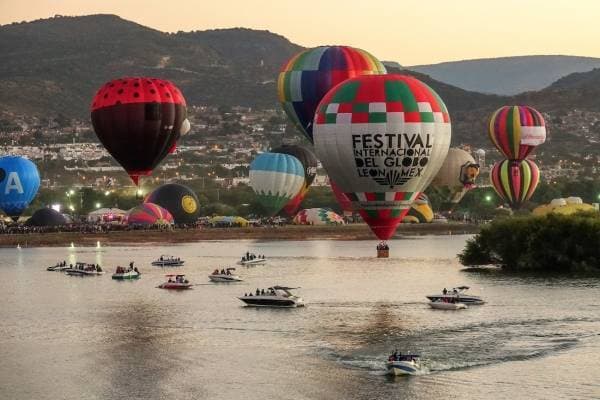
[238, 286, 304, 308]
[428, 299, 467, 310]
[426, 286, 485, 305]
[386, 351, 423, 376]
[376, 241, 389, 258]
[151, 255, 185, 267]
[65, 262, 104, 276]
[47, 261, 70, 271]
[112, 263, 141, 280]
[209, 267, 243, 282]
[237, 252, 267, 265]
[157, 274, 192, 289]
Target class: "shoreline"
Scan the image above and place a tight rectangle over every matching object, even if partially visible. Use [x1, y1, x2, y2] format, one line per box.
[0, 223, 480, 248]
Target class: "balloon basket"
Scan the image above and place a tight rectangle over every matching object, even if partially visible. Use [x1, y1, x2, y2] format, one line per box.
[377, 249, 389, 258]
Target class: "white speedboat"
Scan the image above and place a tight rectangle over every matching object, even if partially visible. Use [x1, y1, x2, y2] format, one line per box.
[47, 262, 70, 271]
[238, 286, 304, 308]
[209, 267, 243, 282]
[426, 286, 484, 305]
[236, 253, 267, 265]
[151, 255, 184, 267]
[428, 300, 467, 310]
[387, 353, 423, 376]
[65, 262, 104, 276]
[112, 266, 141, 280]
[157, 274, 192, 290]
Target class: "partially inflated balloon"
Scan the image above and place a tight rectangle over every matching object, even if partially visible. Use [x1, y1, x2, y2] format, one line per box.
[249, 153, 305, 216]
[488, 105, 546, 161]
[0, 156, 40, 221]
[490, 159, 540, 209]
[272, 145, 318, 215]
[278, 46, 386, 142]
[91, 77, 187, 185]
[127, 203, 174, 225]
[431, 148, 480, 204]
[314, 74, 451, 240]
[145, 183, 199, 224]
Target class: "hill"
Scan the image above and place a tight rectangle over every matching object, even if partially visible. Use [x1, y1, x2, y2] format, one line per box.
[0, 14, 301, 118]
[409, 55, 600, 95]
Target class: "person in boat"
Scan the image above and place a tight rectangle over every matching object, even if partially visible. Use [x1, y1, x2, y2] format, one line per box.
[129, 261, 134, 269]
[220, 268, 225, 275]
[443, 288, 447, 295]
[133, 267, 139, 273]
[213, 269, 219, 275]
[168, 277, 173, 283]
[160, 256, 163, 261]
[261, 289, 265, 295]
[256, 288, 260, 296]
[226, 269, 231, 275]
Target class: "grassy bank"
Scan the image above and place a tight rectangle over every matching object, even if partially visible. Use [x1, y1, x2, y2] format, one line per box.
[1, 223, 480, 248]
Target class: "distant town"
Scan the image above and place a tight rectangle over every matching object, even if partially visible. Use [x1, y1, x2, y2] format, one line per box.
[1, 104, 600, 193]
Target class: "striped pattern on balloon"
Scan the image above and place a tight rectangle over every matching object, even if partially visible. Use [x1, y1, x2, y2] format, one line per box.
[127, 203, 174, 225]
[249, 153, 305, 217]
[488, 105, 546, 161]
[490, 159, 540, 209]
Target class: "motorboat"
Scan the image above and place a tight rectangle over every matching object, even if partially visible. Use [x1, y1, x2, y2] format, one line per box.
[65, 262, 104, 276]
[426, 286, 484, 305]
[151, 255, 184, 267]
[112, 266, 141, 280]
[209, 267, 243, 282]
[238, 286, 304, 308]
[428, 299, 467, 310]
[157, 274, 192, 290]
[236, 253, 267, 266]
[47, 262, 70, 271]
[386, 353, 423, 376]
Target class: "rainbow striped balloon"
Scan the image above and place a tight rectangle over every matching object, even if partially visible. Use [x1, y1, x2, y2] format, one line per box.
[490, 159, 540, 209]
[278, 46, 386, 143]
[127, 202, 174, 225]
[488, 105, 546, 161]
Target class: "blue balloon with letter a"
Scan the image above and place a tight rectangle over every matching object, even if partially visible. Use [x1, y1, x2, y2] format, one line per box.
[0, 156, 40, 221]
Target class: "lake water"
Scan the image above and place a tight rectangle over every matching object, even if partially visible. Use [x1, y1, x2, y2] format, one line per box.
[0, 236, 599, 400]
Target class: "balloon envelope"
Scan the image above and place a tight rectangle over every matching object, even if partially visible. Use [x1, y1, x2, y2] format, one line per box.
[431, 148, 480, 204]
[490, 159, 540, 209]
[488, 105, 546, 161]
[25, 208, 66, 226]
[127, 203, 174, 225]
[0, 156, 40, 221]
[91, 77, 187, 185]
[278, 46, 386, 142]
[314, 74, 451, 240]
[271, 145, 318, 215]
[145, 183, 200, 224]
[293, 208, 344, 225]
[249, 153, 305, 216]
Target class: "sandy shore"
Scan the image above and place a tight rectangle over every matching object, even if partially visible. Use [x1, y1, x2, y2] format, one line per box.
[0, 223, 480, 248]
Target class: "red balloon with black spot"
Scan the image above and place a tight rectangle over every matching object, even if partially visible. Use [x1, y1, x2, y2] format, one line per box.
[90, 77, 187, 185]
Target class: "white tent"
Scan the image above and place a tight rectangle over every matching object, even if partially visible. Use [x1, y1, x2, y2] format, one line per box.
[87, 208, 127, 223]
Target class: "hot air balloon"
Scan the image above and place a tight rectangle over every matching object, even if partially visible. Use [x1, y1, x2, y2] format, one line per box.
[314, 74, 451, 243]
[431, 148, 480, 205]
[490, 159, 540, 209]
[91, 77, 187, 185]
[249, 153, 305, 216]
[0, 156, 40, 221]
[402, 193, 434, 223]
[488, 105, 546, 161]
[25, 208, 66, 226]
[278, 46, 386, 142]
[271, 145, 318, 215]
[145, 183, 200, 224]
[293, 208, 345, 225]
[127, 203, 174, 226]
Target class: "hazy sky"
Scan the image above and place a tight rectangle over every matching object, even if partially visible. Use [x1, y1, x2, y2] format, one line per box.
[1, 0, 599, 65]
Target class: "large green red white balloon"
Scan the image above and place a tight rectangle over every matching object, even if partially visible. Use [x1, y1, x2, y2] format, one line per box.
[313, 74, 451, 240]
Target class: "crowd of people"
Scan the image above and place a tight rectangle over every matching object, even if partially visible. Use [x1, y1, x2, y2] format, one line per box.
[244, 288, 277, 297]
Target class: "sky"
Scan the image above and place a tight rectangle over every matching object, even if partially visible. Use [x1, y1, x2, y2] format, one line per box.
[1, 0, 600, 65]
